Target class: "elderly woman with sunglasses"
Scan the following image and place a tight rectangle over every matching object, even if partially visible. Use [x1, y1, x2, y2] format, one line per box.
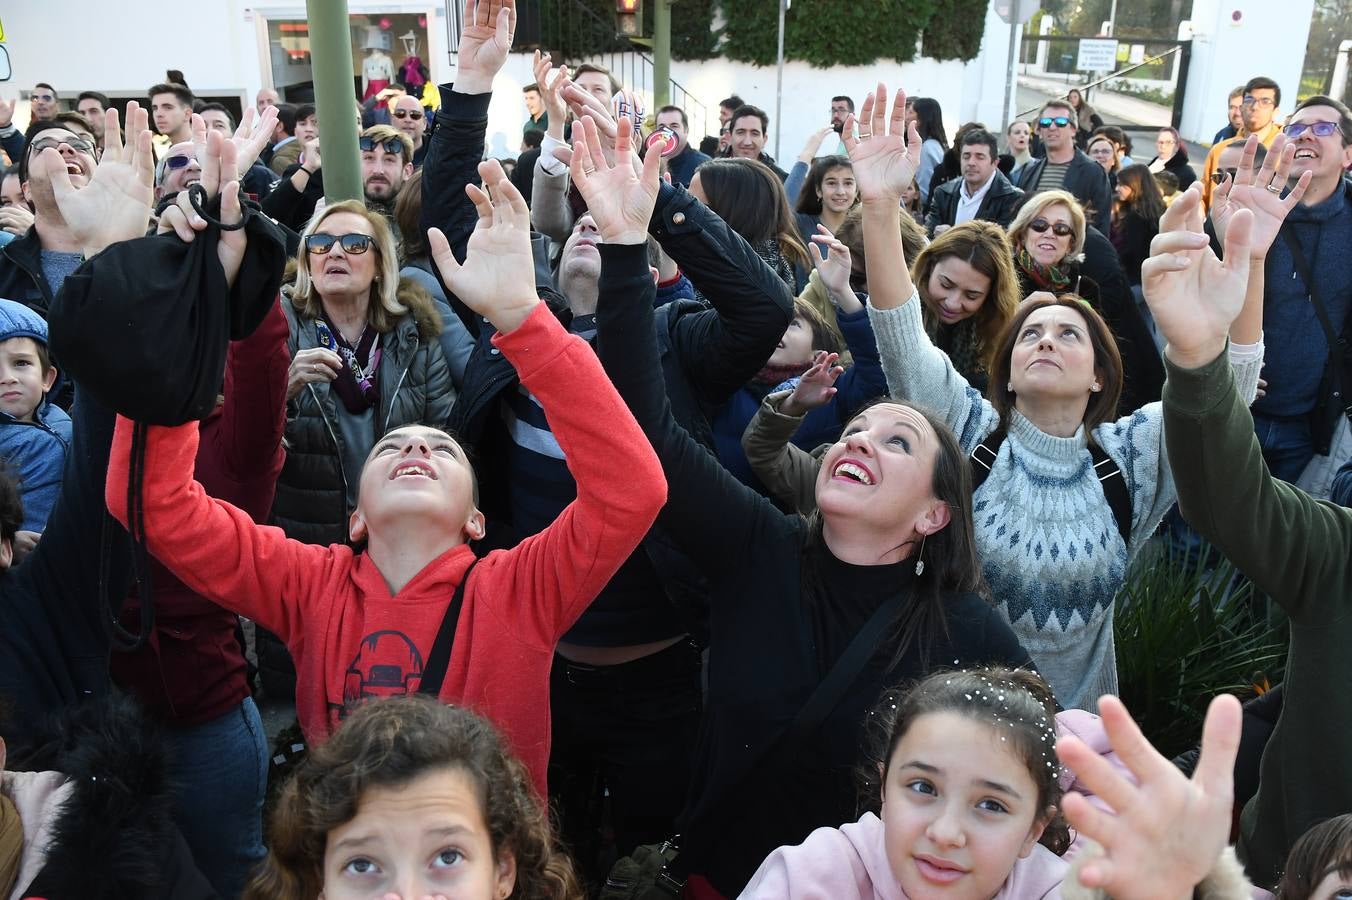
[1007, 189, 1166, 412]
[271, 200, 453, 548]
[844, 84, 1293, 710]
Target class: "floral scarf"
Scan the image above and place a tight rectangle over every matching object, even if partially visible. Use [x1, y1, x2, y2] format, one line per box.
[316, 317, 382, 414]
[1016, 247, 1073, 294]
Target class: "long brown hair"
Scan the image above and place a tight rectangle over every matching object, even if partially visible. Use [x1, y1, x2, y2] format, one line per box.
[795, 155, 855, 217]
[245, 696, 581, 900]
[695, 156, 809, 270]
[1113, 163, 1166, 227]
[913, 221, 1021, 373]
[986, 294, 1124, 436]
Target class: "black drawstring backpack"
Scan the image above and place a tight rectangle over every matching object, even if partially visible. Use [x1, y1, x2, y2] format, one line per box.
[48, 187, 289, 651]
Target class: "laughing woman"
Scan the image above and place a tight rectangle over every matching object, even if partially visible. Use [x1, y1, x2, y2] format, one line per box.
[846, 84, 1281, 712]
[570, 114, 1032, 897]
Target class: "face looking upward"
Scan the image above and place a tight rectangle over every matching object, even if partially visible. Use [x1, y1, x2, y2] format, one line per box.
[926, 257, 991, 326]
[731, 114, 766, 160]
[1284, 104, 1352, 187]
[319, 767, 515, 900]
[558, 214, 602, 289]
[882, 712, 1050, 900]
[1008, 303, 1102, 405]
[23, 127, 97, 207]
[159, 142, 202, 197]
[349, 426, 483, 547]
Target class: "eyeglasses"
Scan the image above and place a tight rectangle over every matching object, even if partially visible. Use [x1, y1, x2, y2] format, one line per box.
[1242, 95, 1276, 108]
[1283, 120, 1341, 139]
[391, 110, 423, 121]
[29, 135, 96, 155]
[1028, 218, 1074, 237]
[305, 232, 374, 255]
[164, 154, 197, 170]
[30, 93, 54, 103]
[1039, 116, 1072, 129]
[359, 136, 405, 155]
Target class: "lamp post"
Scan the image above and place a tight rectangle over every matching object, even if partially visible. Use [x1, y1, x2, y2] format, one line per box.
[306, 0, 362, 203]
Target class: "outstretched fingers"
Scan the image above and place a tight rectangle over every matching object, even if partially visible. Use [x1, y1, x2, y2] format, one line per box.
[1192, 694, 1243, 805]
[1220, 207, 1254, 272]
[870, 82, 887, 138]
[889, 87, 908, 138]
[427, 226, 463, 281]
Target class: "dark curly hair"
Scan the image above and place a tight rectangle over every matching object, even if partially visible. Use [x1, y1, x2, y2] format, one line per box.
[857, 667, 1072, 856]
[244, 696, 582, 900]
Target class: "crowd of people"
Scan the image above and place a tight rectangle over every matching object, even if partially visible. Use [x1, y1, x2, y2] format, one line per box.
[0, 2, 1350, 899]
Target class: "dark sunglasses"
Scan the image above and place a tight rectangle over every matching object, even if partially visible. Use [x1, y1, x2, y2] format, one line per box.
[1028, 218, 1074, 237]
[392, 109, 424, 121]
[359, 136, 405, 155]
[164, 154, 196, 170]
[30, 93, 55, 103]
[305, 232, 374, 255]
[29, 135, 95, 155]
[1039, 116, 1072, 129]
[1283, 120, 1340, 139]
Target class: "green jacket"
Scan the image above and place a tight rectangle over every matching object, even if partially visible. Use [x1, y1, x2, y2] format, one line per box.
[1163, 349, 1352, 890]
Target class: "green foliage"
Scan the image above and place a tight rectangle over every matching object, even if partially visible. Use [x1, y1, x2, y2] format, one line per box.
[923, 0, 991, 61]
[719, 0, 939, 68]
[671, 0, 719, 61]
[1113, 539, 1287, 759]
[1109, 82, 1176, 107]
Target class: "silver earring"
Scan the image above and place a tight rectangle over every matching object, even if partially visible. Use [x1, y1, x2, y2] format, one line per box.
[1091, 383, 1101, 392]
[914, 533, 927, 577]
[1006, 382, 1014, 393]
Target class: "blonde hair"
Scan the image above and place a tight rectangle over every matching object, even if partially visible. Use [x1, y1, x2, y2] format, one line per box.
[291, 199, 408, 333]
[913, 220, 1021, 373]
[1007, 189, 1087, 264]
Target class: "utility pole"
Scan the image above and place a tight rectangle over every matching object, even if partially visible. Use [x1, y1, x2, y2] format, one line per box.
[653, 0, 672, 109]
[306, 0, 362, 203]
[775, 0, 786, 160]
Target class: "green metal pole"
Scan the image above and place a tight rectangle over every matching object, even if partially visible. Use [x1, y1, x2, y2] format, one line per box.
[653, 0, 671, 110]
[306, 0, 362, 203]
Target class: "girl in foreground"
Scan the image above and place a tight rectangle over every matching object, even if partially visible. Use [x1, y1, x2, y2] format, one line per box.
[244, 695, 581, 900]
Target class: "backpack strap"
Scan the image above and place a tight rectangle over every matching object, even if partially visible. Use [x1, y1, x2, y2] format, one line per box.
[1088, 444, 1133, 546]
[420, 558, 480, 698]
[968, 427, 1007, 491]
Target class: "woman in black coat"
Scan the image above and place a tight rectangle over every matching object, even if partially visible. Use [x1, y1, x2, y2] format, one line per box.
[1111, 163, 1167, 286]
[1149, 127, 1198, 192]
[571, 115, 1032, 897]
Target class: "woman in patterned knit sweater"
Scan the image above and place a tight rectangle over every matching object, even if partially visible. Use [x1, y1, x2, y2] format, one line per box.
[774, 84, 1296, 710]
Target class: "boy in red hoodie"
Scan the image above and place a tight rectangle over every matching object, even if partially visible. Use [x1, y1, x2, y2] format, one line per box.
[107, 158, 667, 798]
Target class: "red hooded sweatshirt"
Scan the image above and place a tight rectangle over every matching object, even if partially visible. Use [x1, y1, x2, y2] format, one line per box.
[107, 304, 667, 796]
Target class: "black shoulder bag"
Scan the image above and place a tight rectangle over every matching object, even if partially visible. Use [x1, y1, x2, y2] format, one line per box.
[1282, 229, 1352, 444]
[600, 589, 905, 899]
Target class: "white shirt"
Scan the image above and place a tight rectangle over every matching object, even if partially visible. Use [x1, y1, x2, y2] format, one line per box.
[954, 171, 996, 224]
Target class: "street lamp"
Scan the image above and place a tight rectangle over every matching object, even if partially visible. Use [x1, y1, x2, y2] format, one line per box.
[617, 0, 642, 37]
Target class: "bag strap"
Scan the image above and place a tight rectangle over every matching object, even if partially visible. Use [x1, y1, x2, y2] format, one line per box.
[969, 427, 1006, 491]
[784, 587, 906, 744]
[420, 558, 480, 698]
[1282, 228, 1352, 428]
[1088, 443, 1133, 546]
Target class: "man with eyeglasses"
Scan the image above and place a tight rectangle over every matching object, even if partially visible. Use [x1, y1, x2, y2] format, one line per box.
[389, 94, 429, 168]
[1241, 95, 1352, 490]
[1011, 99, 1112, 234]
[1203, 76, 1283, 209]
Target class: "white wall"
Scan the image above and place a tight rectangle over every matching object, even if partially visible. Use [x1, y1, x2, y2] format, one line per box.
[1178, 0, 1315, 145]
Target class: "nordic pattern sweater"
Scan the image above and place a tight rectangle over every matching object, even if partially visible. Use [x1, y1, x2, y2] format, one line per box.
[106, 305, 666, 797]
[868, 295, 1263, 709]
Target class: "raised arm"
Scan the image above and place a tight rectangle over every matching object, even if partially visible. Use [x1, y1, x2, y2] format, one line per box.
[846, 84, 998, 448]
[420, 0, 516, 335]
[528, 50, 578, 244]
[570, 115, 782, 567]
[212, 296, 289, 480]
[742, 389, 824, 515]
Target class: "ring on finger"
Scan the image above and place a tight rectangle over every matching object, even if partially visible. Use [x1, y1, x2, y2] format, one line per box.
[857, 130, 872, 139]
[1266, 181, 1284, 193]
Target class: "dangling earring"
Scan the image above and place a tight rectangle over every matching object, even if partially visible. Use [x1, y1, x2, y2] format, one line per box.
[1006, 381, 1014, 393]
[914, 532, 927, 577]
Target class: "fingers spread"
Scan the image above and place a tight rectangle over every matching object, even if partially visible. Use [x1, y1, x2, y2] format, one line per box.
[464, 182, 493, 221]
[1221, 208, 1253, 270]
[427, 226, 461, 278]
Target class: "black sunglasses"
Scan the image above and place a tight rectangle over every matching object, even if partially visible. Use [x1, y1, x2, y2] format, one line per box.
[1039, 116, 1072, 129]
[359, 136, 405, 155]
[1028, 218, 1074, 237]
[392, 109, 424, 121]
[164, 154, 196, 170]
[305, 232, 374, 255]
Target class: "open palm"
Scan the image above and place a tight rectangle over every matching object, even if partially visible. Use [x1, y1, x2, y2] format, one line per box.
[568, 115, 661, 245]
[844, 83, 923, 202]
[1143, 184, 1253, 366]
[1210, 133, 1310, 258]
[457, 0, 515, 81]
[45, 102, 154, 257]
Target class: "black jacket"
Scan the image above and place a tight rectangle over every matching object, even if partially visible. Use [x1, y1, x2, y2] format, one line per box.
[0, 226, 53, 316]
[923, 169, 1024, 235]
[1012, 148, 1113, 234]
[1151, 148, 1197, 192]
[5, 693, 217, 899]
[594, 241, 1031, 895]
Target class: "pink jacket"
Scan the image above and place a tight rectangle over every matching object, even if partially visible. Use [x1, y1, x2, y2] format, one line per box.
[739, 812, 1067, 900]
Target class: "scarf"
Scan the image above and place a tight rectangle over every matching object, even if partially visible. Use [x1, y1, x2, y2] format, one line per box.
[316, 317, 382, 414]
[931, 316, 987, 386]
[752, 361, 812, 390]
[1017, 247, 1073, 293]
[0, 793, 21, 898]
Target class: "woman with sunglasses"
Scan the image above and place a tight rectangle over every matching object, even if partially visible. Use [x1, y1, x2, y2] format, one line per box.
[846, 84, 1270, 711]
[272, 200, 453, 550]
[1007, 189, 1164, 413]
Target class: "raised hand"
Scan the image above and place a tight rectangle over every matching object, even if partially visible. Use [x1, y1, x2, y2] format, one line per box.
[1142, 183, 1253, 369]
[809, 226, 861, 313]
[532, 50, 570, 140]
[41, 101, 154, 258]
[158, 131, 246, 287]
[300, 136, 322, 172]
[428, 159, 538, 334]
[799, 125, 836, 164]
[455, 0, 516, 94]
[844, 83, 923, 204]
[0, 205, 34, 237]
[1057, 694, 1241, 900]
[1210, 133, 1311, 259]
[782, 351, 844, 416]
[230, 105, 279, 176]
[568, 114, 663, 245]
